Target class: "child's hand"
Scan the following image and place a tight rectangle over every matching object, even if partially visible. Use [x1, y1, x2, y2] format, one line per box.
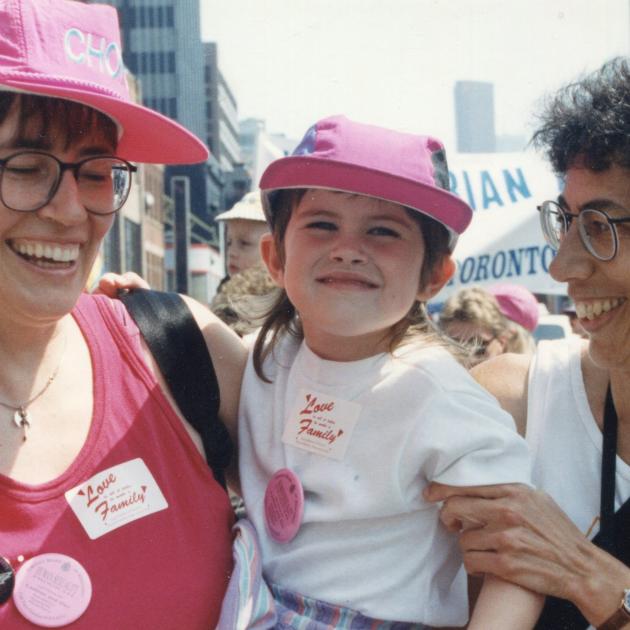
[95, 271, 151, 297]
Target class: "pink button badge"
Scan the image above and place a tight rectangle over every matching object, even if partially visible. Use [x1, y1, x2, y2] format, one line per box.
[14, 553, 92, 627]
[264, 468, 304, 543]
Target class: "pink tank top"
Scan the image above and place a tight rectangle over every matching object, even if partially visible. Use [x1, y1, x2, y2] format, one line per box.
[0, 294, 234, 629]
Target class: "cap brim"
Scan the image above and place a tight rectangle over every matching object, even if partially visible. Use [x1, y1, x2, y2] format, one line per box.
[215, 207, 267, 222]
[1, 79, 208, 164]
[260, 156, 472, 237]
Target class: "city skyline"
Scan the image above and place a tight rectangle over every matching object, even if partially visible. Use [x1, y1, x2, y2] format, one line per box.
[201, 0, 629, 153]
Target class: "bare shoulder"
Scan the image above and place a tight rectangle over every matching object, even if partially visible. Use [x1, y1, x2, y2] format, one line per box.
[470, 353, 532, 436]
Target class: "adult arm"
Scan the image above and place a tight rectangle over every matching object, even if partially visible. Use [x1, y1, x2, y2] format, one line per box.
[470, 352, 531, 437]
[426, 483, 630, 627]
[425, 353, 630, 627]
[96, 273, 247, 490]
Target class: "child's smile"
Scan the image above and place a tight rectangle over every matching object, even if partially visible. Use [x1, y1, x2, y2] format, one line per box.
[316, 269, 379, 290]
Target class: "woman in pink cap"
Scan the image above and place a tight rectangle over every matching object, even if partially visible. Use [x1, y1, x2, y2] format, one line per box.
[0, 1, 245, 627]
[235, 114, 543, 628]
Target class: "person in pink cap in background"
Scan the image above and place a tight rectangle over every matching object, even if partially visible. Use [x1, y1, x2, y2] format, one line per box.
[236, 114, 543, 628]
[440, 283, 538, 365]
[0, 1, 247, 628]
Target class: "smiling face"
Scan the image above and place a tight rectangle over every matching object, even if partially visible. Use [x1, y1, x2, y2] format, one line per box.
[262, 189, 452, 361]
[225, 219, 268, 276]
[549, 164, 630, 369]
[0, 98, 116, 327]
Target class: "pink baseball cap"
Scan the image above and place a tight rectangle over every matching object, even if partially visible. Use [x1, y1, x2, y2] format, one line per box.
[260, 115, 473, 250]
[488, 283, 540, 332]
[0, 0, 208, 164]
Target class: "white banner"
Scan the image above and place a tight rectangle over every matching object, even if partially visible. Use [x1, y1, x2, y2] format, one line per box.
[432, 151, 566, 304]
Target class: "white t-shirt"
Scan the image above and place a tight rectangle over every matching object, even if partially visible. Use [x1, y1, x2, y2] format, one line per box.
[239, 333, 532, 625]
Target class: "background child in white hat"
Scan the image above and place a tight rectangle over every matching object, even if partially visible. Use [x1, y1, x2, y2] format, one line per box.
[216, 190, 270, 278]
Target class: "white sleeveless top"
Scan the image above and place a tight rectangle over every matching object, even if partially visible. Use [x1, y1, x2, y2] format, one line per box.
[527, 338, 630, 539]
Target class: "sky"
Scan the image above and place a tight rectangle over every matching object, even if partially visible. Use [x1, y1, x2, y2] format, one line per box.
[200, 0, 629, 151]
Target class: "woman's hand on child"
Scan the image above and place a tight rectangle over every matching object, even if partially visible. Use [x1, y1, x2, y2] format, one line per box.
[95, 271, 151, 297]
[424, 481, 630, 622]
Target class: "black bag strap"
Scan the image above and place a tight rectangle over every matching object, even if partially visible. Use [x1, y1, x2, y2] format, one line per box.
[119, 288, 233, 490]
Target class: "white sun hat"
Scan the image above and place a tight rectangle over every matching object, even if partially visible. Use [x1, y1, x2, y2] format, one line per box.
[215, 191, 266, 222]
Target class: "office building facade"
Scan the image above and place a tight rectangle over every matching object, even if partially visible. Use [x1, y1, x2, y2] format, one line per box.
[454, 80, 496, 153]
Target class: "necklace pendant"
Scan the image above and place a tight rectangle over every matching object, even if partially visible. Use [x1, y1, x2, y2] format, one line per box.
[13, 408, 31, 441]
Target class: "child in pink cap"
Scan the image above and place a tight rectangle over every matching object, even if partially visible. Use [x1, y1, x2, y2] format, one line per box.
[237, 115, 543, 627]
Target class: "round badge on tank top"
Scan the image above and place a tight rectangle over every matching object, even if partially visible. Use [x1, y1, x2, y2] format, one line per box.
[264, 468, 304, 543]
[0, 556, 15, 604]
[13, 553, 92, 627]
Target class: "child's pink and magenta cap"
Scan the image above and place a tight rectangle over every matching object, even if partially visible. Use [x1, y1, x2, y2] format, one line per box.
[0, 0, 207, 164]
[260, 115, 473, 251]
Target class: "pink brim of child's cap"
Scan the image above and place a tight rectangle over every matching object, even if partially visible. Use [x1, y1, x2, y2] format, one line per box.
[260, 115, 473, 251]
[0, 0, 208, 165]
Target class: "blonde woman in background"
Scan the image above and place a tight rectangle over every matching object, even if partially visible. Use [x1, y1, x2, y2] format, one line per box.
[439, 283, 538, 364]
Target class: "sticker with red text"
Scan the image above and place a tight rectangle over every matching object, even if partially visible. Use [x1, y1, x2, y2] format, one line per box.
[65, 458, 168, 540]
[281, 389, 361, 460]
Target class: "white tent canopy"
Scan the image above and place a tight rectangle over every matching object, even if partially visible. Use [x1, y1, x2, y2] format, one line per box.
[432, 151, 566, 305]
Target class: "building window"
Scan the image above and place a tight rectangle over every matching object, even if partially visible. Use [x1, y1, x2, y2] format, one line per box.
[169, 98, 177, 118]
[123, 7, 136, 28]
[156, 7, 164, 28]
[166, 6, 174, 27]
[168, 52, 175, 73]
[124, 218, 142, 274]
[146, 252, 165, 291]
[127, 52, 138, 73]
[190, 273, 209, 305]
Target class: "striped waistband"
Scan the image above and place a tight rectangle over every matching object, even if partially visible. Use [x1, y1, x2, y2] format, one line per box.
[271, 583, 428, 630]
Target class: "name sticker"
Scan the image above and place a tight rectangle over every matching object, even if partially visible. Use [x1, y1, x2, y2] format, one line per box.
[65, 458, 168, 540]
[281, 389, 361, 460]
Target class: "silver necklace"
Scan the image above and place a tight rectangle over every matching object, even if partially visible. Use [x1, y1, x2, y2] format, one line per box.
[0, 335, 67, 442]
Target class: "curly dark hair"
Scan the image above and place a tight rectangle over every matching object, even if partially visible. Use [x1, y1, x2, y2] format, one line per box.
[532, 57, 630, 175]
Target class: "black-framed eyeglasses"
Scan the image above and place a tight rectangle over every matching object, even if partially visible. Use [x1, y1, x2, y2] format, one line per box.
[538, 200, 630, 261]
[0, 151, 137, 215]
[472, 336, 496, 358]
[448, 333, 496, 358]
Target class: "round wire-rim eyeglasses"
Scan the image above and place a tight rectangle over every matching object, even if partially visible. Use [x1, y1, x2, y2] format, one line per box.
[0, 151, 137, 215]
[537, 199, 630, 262]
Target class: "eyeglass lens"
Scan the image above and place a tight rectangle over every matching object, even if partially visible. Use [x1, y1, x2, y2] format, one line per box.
[540, 202, 565, 249]
[578, 209, 616, 260]
[0, 153, 132, 214]
[540, 202, 616, 261]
